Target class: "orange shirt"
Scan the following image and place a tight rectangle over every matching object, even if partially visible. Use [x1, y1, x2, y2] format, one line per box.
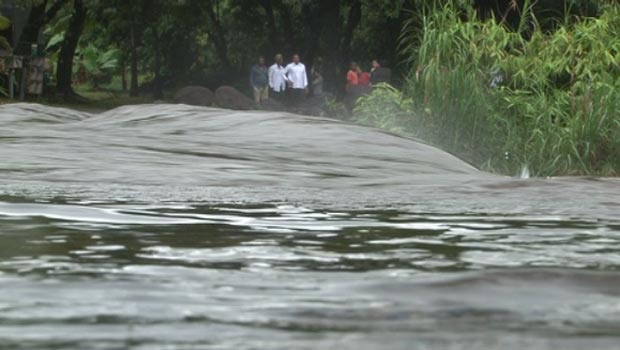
[358, 72, 370, 86]
[347, 70, 359, 87]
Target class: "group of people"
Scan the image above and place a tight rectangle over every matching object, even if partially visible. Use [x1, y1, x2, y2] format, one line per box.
[344, 59, 392, 110]
[250, 53, 310, 107]
[250, 54, 391, 108]
[346, 59, 391, 90]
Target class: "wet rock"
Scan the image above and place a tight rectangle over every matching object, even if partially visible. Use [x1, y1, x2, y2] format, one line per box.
[293, 96, 328, 117]
[214, 86, 255, 110]
[259, 98, 286, 112]
[173, 86, 215, 107]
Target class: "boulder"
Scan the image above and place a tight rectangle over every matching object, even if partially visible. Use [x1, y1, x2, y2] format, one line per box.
[293, 96, 328, 117]
[214, 86, 255, 110]
[173, 86, 215, 107]
[259, 97, 286, 112]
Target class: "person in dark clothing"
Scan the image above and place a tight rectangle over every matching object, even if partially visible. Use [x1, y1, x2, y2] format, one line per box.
[250, 56, 269, 105]
[370, 59, 392, 86]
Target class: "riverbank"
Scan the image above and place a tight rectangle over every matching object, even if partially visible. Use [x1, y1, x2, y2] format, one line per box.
[0, 86, 157, 113]
[354, 4, 620, 177]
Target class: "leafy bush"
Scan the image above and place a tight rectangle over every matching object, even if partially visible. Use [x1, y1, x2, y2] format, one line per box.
[77, 45, 121, 88]
[324, 98, 350, 120]
[0, 15, 10, 31]
[0, 34, 11, 98]
[353, 84, 415, 134]
[391, 1, 620, 176]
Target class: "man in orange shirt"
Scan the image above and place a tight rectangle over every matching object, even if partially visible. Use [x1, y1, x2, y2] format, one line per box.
[346, 62, 359, 90]
[358, 65, 370, 86]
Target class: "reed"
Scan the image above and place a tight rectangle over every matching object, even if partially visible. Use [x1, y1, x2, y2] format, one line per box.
[356, 1, 620, 176]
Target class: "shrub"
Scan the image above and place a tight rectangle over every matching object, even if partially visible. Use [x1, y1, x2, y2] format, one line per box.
[353, 83, 415, 134]
[392, 1, 620, 176]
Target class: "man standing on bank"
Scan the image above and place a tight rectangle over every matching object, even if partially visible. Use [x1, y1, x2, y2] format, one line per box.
[285, 53, 308, 107]
[370, 59, 392, 86]
[250, 56, 269, 106]
[268, 53, 287, 102]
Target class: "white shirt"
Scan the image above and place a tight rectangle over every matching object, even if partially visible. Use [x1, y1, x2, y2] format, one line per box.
[285, 62, 308, 89]
[268, 64, 287, 92]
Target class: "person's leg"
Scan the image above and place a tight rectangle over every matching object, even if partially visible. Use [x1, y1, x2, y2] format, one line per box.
[289, 89, 298, 107]
[298, 88, 305, 103]
[253, 87, 260, 104]
[294, 88, 304, 106]
[261, 86, 269, 101]
[277, 91, 286, 105]
[286, 89, 294, 107]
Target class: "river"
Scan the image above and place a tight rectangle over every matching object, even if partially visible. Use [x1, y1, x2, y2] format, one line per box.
[1, 103, 619, 350]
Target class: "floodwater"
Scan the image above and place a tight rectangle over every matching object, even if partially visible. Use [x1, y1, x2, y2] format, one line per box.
[1, 103, 619, 350]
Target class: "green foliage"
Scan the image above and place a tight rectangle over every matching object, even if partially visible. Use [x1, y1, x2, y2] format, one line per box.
[45, 33, 65, 50]
[324, 98, 350, 119]
[0, 15, 10, 31]
[0, 15, 10, 98]
[77, 45, 121, 87]
[0, 36, 11, 52]
[378, 1, 620, 176]
[354, 84, 414, 134]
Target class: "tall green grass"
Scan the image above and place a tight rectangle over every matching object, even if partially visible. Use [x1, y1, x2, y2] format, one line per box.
[356, 2, 620, 176]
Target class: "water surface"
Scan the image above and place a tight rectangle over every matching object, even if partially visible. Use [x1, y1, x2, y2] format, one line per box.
[1, 103, 619, 350]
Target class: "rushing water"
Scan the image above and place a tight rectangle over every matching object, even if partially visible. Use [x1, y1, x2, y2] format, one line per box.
[1, 103, 620, 350]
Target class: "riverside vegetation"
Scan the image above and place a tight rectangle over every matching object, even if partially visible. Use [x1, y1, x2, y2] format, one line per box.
[355, 2, 620, 177]
[3, 1, 618, 176]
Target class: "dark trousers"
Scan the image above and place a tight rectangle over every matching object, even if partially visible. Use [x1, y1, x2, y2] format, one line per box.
[271, 90, 285, 103]
[288, 88, 305, 107]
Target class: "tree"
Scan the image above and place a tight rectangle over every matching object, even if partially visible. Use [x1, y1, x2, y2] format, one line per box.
[202, 0, 232, 71]
[56, 0, 86, 97]
[15, 0, 67, 55]
[17, 0, 427, 100]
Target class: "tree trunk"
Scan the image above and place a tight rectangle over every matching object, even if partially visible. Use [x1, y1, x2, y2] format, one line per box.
[320, 0, 342, 94]
[56, 0, 86, 97]
[15, 1, 46, 55]
[121, 58, 127, 91]
[258, 0, 278, 54]
[129, 21, 139, 97]
[300, 2, 319, 68]
[340, 0, 362, 69]
[275, 1, 295, 55]
[16, 0, 66, 55]
[151, 25, 163, 100]
[204, 0, 231, 71]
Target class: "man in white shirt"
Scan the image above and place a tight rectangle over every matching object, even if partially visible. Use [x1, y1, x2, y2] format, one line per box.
[285, 53, 308, 107]
[268, 54, 287, 102]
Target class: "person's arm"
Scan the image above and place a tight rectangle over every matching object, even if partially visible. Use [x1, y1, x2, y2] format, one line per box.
[268, 66, 274, 88]
[303, 66, 308, 89]
[284, 65, 293, 86]
[250, 66, 255, 88]
[263, 68, 269, 87]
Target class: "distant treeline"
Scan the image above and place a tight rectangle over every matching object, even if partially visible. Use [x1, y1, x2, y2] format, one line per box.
[0, 0, 606, 100]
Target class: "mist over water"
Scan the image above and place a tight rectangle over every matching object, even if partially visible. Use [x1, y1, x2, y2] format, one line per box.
[1, 103, 620, 350]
